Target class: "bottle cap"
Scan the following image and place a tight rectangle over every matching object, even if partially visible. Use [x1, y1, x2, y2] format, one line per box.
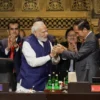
[48, 74, 51, 76]
[53, 72, 55, 74]
[56, 74, 58, 76]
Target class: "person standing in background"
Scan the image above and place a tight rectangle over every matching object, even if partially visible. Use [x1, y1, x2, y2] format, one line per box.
[57, 27, 81, 81]
[1, 20, 23, 75]
[1, 20, 23, 91]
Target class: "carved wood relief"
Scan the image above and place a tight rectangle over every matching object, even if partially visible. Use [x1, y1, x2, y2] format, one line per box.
[22, 0, 39, 11]
[46, 0, 64, 11]
[0, 17, 89, 29]
[92, 0, 100, 18]
[0, 0, 14, 11]
[94, 0, 100, 14]
[71, 0, 90, 11]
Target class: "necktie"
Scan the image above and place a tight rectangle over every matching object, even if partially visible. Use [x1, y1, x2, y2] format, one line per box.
[9, 46, 15, 59]
[10, 46, 15, 73]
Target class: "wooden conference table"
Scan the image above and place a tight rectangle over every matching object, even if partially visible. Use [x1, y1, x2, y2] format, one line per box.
[0, 92, 100, 100]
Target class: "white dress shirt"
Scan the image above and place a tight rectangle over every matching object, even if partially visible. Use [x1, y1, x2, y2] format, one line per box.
[69, 59, 74, 72]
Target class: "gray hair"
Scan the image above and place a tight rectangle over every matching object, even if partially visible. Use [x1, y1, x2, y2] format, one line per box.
[31, 21, 45, 33]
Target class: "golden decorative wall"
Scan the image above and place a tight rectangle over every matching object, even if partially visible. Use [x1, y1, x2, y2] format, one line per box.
[71, 0, 91, 11]
[0, 0, 99, 39]
[0, 0, 14, 11]
[22, 0, 39, 11]
[0, 17, 90, 29]
[47, 0, 64, 11]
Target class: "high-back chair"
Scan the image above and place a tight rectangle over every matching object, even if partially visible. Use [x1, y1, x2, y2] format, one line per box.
[0, 58, 13, 92]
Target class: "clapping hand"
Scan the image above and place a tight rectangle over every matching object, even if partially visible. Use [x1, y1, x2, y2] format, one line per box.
[7, 34, 18, 50]
[68, 41, 78, 52]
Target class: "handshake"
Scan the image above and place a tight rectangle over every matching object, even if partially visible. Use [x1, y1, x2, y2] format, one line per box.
[50, 44, 67, 58]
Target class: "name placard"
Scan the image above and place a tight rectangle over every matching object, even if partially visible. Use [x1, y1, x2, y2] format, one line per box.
[91, 85, 100, 92]
[0, 84, 3, 91]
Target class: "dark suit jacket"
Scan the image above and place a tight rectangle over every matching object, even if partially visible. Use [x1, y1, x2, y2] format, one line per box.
[1, 35, 23, 75]
[0, 41, 7, 57]
[62, 32, 100, 82]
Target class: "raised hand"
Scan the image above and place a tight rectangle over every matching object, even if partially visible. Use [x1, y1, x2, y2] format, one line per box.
[6, 34, 18, 50]
[10, 34, 16, 45]
[68, 42, 78, 52]
[6, 35, 13, 50]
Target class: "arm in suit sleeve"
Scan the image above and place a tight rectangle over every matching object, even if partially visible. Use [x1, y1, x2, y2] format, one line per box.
[62, 41, 97, 60]
[0, 41, 7, 57]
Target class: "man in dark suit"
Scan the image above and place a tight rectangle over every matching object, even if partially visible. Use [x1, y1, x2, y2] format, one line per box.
[0, 41, 6, 57]
[1, 20, 23, 91]
[53, 19, 100, 83]
[1, 20, 23, 76]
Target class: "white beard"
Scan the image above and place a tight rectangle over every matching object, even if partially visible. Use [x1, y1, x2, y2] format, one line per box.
[38, 37, 47, 42]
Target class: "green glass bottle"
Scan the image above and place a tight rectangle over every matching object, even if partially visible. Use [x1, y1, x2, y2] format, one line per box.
[55, 74, 59, 90]
[46, 74, 52, 90]
[52, 72, 55, 84]
[65, 70, 68, 85]
[52, 83, 55, 92]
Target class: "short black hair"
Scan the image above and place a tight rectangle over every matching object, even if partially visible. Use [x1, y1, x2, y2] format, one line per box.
[33, 17, 45, 23]
[8, 20, 20, 29]
[74, 19, 90, 30]
[65, 27, 73, 38]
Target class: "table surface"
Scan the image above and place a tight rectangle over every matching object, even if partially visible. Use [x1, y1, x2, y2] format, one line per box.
[0, 92, 100, 100]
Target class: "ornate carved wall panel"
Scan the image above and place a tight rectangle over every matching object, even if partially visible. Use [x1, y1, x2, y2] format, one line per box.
[0, 17, 90, 30]
[92, 0, 100, 18]
[0, 0, 14, 11]
[71, 0, 90, 11]
[22, 0, 39, 11]
[94, 0, 100, 14]
[47, 0, 64, 11]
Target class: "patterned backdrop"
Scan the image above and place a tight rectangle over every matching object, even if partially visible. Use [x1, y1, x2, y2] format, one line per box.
[0, 17, 90, 30]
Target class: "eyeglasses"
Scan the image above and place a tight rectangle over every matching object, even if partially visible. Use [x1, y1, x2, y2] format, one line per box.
[9, 28, 19, 30]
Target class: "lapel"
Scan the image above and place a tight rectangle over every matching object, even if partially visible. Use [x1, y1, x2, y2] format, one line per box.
[16, 35, 21, 44]
[85, 32, 93, 42]
[81, 32, 93, 47]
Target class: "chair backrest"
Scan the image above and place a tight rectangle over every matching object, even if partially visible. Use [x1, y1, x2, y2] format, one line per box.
[0, 58, 13, 73]
[0, 38, 8, 49]
[0, 58, 13, 92]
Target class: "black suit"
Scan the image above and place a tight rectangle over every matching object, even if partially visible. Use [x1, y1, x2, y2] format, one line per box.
[1, 35, 23, 75]
[57, 41, 81, 81]
[62, 32, 100, 82]
[0, 41, 7, 57]
[1, 35, 23, 91]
